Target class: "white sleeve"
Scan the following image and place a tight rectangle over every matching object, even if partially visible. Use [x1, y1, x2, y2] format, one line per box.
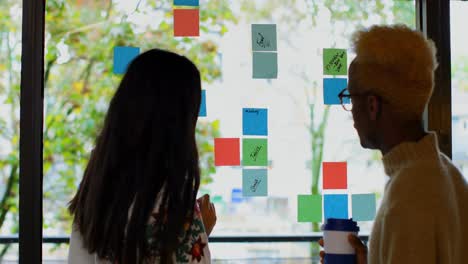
[68, 226, 96, 264]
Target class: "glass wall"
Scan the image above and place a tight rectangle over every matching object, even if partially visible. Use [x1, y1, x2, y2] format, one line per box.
[40, 0, 414, 262]
[0, 0, 22, 262]
[451, 1, 468, 179]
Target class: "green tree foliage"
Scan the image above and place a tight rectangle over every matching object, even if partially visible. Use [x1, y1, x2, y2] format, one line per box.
[0, 0, 234, 256]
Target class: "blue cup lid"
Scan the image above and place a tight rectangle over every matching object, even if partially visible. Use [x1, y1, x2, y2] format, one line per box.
[321, 218, 360, 232]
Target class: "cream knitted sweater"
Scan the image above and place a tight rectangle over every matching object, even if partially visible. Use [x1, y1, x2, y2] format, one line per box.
[369, 132, 468, 264]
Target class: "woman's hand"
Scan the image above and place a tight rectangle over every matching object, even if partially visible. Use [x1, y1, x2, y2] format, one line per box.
[197, 194, 217, 236]
[318, 235, 368, 264]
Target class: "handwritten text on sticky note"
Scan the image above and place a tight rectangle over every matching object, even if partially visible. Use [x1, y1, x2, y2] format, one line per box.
[242, 169, 268, 197]
[323, 48, 347, 75]
[243, 108, 268, 136]
[242, 138, 268, 166]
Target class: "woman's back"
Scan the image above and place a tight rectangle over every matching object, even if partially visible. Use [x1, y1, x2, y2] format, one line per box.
[68, 49, 214, 263]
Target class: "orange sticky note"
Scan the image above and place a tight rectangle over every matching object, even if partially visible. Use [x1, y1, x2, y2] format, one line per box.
[214, 138, 240, 166]
[322, 162, 347, 189]
[173, 9, 199, 37]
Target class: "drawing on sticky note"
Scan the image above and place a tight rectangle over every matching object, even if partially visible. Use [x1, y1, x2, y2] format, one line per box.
[252, 24, 277, 51]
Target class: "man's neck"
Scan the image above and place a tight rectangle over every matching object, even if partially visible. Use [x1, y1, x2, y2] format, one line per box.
[379, 126, 427, 156]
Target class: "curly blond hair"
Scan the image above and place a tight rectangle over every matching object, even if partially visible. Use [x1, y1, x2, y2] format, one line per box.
[351, 24, 438, 120]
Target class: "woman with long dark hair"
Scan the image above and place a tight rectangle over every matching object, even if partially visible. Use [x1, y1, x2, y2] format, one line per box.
[68, 49, 216, 263]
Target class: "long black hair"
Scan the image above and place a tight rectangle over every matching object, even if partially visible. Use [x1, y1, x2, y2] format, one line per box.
[69, 49, 202, 263]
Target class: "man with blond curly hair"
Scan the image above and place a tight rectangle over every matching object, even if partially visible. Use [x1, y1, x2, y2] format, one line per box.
[320, 25, 468, 264]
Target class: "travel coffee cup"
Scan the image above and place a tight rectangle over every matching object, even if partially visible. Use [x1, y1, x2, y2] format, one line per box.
[321, 218, 360, 264]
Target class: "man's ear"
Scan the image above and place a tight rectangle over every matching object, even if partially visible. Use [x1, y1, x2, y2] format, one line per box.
[366, 95, 379, 121]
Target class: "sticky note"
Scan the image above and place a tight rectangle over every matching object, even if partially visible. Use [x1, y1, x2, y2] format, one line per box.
[174, 9, 199, 37]
[324, 194, 348, 220]
[323, 48, 347, 75]
[253, 52, 278, 79]
[297, 195, 322, 222]
[323, 162, 347, 189]
[252, 24, 277, 51]
[242, 169, 268, 197]
[174, 0, 199, 6]
[199, 90, 206, 117]
[352, 194, 376, 221]
[113, 46, 140, 74]
[242, 138, 268, 166]
[323, 78, 348, 105]
[214, 138, 240, 166]
[243, 108, 268, 136]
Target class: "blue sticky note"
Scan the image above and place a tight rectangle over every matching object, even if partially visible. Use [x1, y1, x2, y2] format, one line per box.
[352, 194, 376, 221]
[199, 90, 207, 117]
[324, 194, 348, 220]
[242, 169, 267, 197]
[243, 108, 268, 135]
[252, 24, 277, 51]
[113, 46, 140, 74]
[174, 0, 199, 6]
[253, 52, 278, 79]
[323, 78, 348, 105]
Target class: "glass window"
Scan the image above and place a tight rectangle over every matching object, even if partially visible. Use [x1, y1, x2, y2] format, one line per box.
[42, 0, 415, 262]
[0, 0, 22, 261]
[451, 1, 468, 179]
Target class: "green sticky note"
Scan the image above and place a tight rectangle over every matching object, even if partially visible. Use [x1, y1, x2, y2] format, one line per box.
[323, 48, 347, 75]
[242, 138, 268, 166]
[298, 195, 322, 222]
[252, 24, 277, 51]
[253, 52, 278, 79]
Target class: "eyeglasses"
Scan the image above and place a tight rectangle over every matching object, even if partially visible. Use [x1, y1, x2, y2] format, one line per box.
[337, 88, 355, 111]
[337, 88, 385, 112]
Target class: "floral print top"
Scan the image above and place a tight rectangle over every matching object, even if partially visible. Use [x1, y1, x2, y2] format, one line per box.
[68, 200, 211, 264]
[145, 201, 211, 263]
